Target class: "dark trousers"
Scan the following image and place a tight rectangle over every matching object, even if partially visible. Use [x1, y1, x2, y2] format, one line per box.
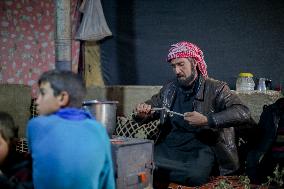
[153, 141, 215, 187]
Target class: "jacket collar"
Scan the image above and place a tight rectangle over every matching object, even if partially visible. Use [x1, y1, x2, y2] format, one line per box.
[194, 76, 206, 101]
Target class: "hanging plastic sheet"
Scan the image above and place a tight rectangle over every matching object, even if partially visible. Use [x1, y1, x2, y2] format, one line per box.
[75, 0, 112, 41]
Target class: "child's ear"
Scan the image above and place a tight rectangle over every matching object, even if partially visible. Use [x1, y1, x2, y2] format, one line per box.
[58, 91, 70, 107]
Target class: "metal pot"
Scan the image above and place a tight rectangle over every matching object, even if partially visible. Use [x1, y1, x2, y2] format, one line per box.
[82, 100, 119, 137]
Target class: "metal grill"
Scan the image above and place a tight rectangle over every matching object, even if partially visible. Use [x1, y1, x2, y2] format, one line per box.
[114, 116, 160, 140]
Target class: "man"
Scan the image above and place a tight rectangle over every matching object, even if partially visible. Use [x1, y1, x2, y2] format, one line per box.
[134, 41, 251, 186]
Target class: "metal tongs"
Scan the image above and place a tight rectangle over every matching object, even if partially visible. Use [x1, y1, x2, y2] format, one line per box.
[151, 107, 184, 117]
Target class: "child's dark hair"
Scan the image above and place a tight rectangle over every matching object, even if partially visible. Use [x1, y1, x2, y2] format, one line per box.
[38, 70, 86, 108]
[0, 111, 18, 143]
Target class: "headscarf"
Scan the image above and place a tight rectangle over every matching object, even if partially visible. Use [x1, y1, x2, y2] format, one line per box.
[167, 41, 208, 78]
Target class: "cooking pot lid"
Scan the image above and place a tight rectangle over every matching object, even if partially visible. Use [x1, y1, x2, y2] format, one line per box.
[82, 100, 119, 105]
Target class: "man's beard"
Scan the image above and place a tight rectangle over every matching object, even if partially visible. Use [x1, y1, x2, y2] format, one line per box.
[177, 68, 197, 88]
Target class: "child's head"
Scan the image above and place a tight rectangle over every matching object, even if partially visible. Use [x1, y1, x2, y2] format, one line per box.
[36, 70, 86, 115]
[0, 111, 18, 165]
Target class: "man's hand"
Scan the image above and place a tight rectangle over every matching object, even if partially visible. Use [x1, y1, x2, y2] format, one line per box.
[184, 111, 208, 126]
[134, 103, 153, 119]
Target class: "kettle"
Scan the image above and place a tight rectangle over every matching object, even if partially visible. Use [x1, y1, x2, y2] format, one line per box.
[82, 100, 119, 137]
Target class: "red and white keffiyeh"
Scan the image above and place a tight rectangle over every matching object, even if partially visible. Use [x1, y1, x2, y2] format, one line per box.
[167, 41, 208, 78]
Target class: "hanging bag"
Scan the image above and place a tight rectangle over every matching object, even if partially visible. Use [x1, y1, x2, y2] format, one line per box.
[75, 0, 112, 41]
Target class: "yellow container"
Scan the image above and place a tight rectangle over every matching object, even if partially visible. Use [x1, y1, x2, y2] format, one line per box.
[236, 72, 255, 92]
[238, 72, 253, 78]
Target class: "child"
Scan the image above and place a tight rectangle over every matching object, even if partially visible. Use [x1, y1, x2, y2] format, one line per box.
[0, 111, 33, 189]
[27, 70, 115, 189]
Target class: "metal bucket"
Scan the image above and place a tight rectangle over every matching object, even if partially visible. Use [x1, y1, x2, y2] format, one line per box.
[82, 100, 119, 137]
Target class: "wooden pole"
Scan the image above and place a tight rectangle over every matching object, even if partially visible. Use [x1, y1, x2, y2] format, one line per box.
[54, 0, 71, 71]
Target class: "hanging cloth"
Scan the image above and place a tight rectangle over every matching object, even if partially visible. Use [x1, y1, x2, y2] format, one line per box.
[75, 0, 112, 41]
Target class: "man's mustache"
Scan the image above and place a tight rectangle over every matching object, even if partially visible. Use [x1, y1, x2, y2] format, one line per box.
[177, 74, 185, 78]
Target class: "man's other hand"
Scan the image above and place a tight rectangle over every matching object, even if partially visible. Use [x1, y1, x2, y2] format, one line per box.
[184, 111, 208, 126]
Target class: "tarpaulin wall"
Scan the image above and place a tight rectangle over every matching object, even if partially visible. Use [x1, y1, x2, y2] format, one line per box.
[100, 0, 284, 89]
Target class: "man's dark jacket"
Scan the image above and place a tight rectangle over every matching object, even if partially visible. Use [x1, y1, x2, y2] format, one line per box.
[143, 77, 251, 175]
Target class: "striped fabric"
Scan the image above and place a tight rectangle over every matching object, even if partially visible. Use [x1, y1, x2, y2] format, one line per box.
[167, 41, 208, 79]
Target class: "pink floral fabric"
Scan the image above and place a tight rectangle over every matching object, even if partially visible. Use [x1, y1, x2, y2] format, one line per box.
[0, 0, 80, 96]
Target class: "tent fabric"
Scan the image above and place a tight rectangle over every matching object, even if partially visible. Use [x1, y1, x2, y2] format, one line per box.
[100, 0, 284, 90]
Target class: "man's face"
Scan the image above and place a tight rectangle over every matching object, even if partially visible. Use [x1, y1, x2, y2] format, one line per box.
[36, 82, 62, 115]
[170, 57, 197, 87]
